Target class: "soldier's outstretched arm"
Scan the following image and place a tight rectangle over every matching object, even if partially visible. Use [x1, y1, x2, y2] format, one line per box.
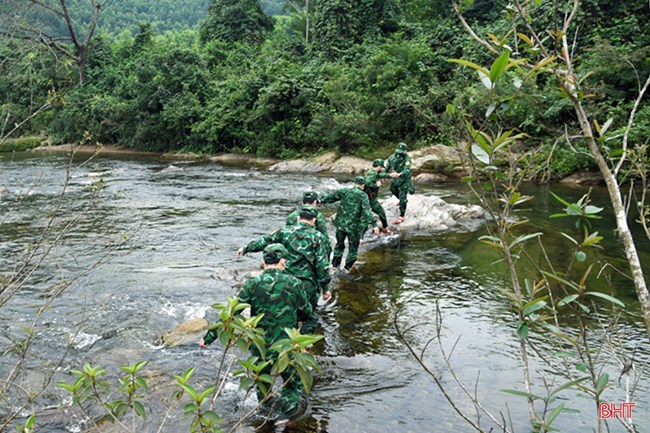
[320, 189, 341, 204]
[239, 230, 282, 255]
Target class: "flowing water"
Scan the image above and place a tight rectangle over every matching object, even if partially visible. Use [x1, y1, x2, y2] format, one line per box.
[1, 151, 648, 433]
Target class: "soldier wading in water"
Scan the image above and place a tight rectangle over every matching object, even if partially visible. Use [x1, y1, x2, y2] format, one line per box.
[364, 158, 392, 233]
[200, 243, 316, 429]
[237, 205, 331, 308]
[386, 142, 414, 224]
[321, 176, 379, 272]
[285, 191, 332, 258]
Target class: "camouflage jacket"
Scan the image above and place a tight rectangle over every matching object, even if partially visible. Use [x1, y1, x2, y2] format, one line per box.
[386, 153, 413, 187]
[285, 208, 331, 252]
[321, 187, 376, 234]
[203, 268, 316, 346]
[364, 168, 390, 198]
[242, 222, 331, 291]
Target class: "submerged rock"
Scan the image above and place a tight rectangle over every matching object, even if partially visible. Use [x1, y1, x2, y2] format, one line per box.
[161, 318, 208, 347]
[559, 171, 604, 185]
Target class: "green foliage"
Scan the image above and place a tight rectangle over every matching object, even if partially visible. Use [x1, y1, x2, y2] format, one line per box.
[17, 0, 212, 37]
[2, 0, 648, 167]
[199, 0, 273, 45]
[0, 137, 43, 152]
[56, 298, 324, 433]
[15, 415, 36, 433]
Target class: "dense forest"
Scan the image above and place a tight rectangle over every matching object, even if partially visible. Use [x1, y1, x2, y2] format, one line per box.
[1, 0, 649, 179]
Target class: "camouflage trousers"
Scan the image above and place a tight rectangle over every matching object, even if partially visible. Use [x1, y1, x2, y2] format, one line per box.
[252, 346, 302, 419]
[390, 182, 413, 217]
[369, 197, 388, 228]
[299, 278, 320, 310]
[331, 228, 362, 270]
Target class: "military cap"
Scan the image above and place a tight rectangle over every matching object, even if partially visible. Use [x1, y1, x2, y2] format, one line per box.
[299, 205, 318, 220]
[396, 142, 408, 154]
[263, 243, 287, 264]
[303, 191, 319, 203]
[372, 158, 384, 167]
[354, 176, 366, 185]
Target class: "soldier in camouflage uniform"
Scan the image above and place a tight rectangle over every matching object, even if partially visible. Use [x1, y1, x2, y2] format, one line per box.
[321, 176, 379, 271]
[364, 158, 391, 233]
[285, 191, 332, 258]
[200, 244, 316, 427]
[386, 142, 415, 224]
[237, 206, 331, 308]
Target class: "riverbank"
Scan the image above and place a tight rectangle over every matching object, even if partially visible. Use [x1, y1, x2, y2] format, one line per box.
[27, 142, 467, 183]
[16, 141, 603, 185]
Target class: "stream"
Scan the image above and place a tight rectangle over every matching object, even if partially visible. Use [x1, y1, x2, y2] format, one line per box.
[1, 151, 648, 433]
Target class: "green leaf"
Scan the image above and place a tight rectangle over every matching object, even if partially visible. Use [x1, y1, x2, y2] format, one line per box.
[447, 58, 490, 77]
[551, 351, 574, 358]
[576, 363, 588, 372]
[490, 50, 511, 83]
[509, 232, 543, 248]
[296, 366, 314, 393]
[584, 205, 604, 215]
[595, 373, 609, 394]
[582, 232, 603, 247]
[198, 386, 216, 402]
[477, 69, 494, 90]
[203, 410, 222, 422]
[549, 376, 590, 397]
[471, 143, 490, 164]
[184, 402, 198, 416]
[133, 401, 146, 419]
[523, 300, 546, 316]
[516, 320, 529, 339]
[57, 381, 75, 392]
[558, 294, 579, 306]
[517, 32, 533, 46]
[541, 271, 580, 291]
[274, 355, 290, 373]
[446, 104, 456, 115]
[584, 292, 625, 308]
[547, 402, 565, 426]
[500, 388, 542, 400]
[133, 360, 148, 372]
[239, 376, 254, 390]
[559, 232, 578, 245]
[180, 383, 199, 401]
[550, 191, 571, 207]
[574, 251, 587, 262]
[174, 367, 195, 384]
[218, 330, 230, 346]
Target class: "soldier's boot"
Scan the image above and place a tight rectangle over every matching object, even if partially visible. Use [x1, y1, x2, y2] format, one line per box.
[331, 256, 341, 270]
[344, 259, 356, 271]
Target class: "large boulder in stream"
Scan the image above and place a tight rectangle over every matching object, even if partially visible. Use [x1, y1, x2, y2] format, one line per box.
[267, 152, 370, 174]
[161, 318, 208, 347]
[380, 194, 485, 232]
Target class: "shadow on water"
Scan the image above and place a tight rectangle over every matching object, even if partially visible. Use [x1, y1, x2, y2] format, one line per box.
[1, 152, 648, 433]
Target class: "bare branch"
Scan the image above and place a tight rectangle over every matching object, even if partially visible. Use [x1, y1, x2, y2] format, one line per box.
[451, 1, 498, 55]
[615, 74, 650, 177]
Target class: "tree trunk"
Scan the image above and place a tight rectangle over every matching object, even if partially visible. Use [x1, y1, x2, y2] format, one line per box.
[571, 100, 650, 336]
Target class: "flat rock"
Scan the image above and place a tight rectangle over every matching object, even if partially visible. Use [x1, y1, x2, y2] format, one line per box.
[381, 194, 485, 232]
[161, 318, 208, 347]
